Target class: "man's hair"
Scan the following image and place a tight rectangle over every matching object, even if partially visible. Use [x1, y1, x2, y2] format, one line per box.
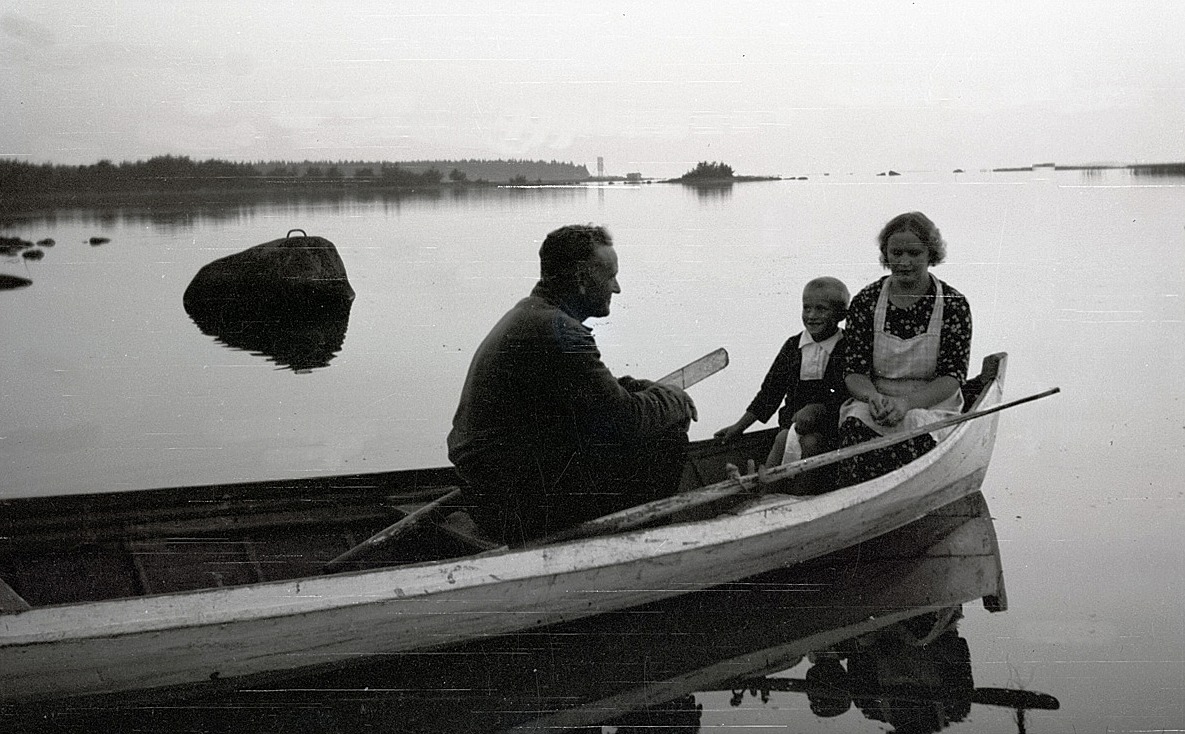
[877, 211, 947, 267]
[803, 276, 851, 312]
[539, 224, 613, 285]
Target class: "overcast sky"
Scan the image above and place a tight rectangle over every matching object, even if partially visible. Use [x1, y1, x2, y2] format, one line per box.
[3, 0, 1182, 178]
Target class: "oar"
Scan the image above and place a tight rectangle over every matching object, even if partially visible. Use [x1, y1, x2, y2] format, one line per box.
[322, 348, 730, 573]
[531, 386, 1061, 546]
[324, 487, 462, 573]
[657, 347, 728, 389]
[720, 677, 1060, 711]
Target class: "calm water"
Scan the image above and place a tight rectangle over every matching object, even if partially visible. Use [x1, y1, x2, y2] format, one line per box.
[3, 170, 1184, 731]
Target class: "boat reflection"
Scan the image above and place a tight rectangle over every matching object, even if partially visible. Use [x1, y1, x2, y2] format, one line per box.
[186, 302, 351, 372]
[5, 493, 1058, 732]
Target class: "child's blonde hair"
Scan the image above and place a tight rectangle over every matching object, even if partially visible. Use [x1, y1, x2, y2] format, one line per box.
[803, 276, 850, 314]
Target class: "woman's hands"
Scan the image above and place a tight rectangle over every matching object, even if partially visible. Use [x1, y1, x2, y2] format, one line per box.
[868, 393, 909, 427]
[867, 376, 961, 427]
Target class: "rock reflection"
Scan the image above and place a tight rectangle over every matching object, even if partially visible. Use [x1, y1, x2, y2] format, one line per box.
[2, 493, 1059, 732]
[187, 303, 352, 372]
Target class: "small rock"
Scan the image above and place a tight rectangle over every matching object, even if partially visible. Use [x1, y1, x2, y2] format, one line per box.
[0, 273, 33, 290]
[0, 236, 33, 256]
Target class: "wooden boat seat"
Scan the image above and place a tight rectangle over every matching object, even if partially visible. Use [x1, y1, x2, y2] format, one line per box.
[0, 576, 31, 614]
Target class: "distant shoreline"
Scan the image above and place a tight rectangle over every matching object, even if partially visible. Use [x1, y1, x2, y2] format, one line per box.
[3, 162, 1180, 215]
[992, 162, 1185, 174]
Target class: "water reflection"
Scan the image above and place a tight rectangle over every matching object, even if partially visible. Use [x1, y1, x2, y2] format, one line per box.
[682, 181, 734, 202]
[6, 493, 1059, 732]
[729, 614, 1058, 733]
[1, 186, 593, 230]
[186, 302, 352, 372]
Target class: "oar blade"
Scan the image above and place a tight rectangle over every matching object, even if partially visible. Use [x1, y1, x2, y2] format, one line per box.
[658, 347, 729, 390]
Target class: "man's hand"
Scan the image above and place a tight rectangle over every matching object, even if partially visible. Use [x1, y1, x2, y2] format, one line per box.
[674, 387, 698, 422]
[649, 383, 698, 424]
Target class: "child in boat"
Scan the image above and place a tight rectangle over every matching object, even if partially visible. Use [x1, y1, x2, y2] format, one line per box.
[715, 276, 850, 484]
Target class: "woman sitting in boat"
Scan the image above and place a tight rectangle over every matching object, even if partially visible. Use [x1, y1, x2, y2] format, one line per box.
[836, 211, 972, 487]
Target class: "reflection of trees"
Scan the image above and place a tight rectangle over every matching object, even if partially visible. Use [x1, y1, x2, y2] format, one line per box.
[686, 181, 734, 201]
[0, 189, 434, 229]
[5, 185, 596, 230]
[1131, 162, 1185, 177]
[1, 157, 597, 207]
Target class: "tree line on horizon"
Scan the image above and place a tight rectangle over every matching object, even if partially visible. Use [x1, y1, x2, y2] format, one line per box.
[0, 155, 593, 197]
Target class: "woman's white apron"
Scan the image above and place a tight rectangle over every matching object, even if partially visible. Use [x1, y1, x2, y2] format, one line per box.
[838, 275, 964, 441]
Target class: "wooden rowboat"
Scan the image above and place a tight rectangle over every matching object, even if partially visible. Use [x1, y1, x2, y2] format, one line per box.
[6, 491, 1061, 731]
[1, 353, 1014, 705]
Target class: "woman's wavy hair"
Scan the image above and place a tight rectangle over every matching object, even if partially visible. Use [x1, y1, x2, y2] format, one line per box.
[877, 211, 946, 267]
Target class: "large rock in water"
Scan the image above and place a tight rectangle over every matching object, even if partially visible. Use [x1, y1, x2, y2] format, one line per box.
[183, 230, 354, 318]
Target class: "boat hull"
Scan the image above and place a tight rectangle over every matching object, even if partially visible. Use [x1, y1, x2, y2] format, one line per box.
[7, 492, 1010, 729]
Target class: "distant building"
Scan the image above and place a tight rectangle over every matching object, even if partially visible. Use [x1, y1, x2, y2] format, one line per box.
[597, 157, 604, 177]
[626, 172, 642, 182]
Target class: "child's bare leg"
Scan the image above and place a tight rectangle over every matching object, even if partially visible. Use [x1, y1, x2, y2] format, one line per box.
[792, 404, 837, 493]
[765, 428, 790, 468]
[792, 404, 829, 444]
[798, 431, 826, 458]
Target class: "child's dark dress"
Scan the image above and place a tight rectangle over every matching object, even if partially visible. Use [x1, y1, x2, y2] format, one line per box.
[746, 331, 848, 445]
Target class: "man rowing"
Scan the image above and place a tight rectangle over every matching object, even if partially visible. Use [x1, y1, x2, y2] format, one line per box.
[447, 224, 697, 545]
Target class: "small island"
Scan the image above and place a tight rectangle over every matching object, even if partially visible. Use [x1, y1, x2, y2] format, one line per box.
[668, 161, 780, 184]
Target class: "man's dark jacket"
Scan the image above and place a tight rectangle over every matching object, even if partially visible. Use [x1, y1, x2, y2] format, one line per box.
[448, 283, 692, 538]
